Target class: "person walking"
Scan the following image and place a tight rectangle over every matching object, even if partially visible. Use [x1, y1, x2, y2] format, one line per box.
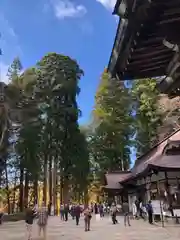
[0, 208, 4, 225]
[60, 204, 64, 221]
[135, 199, 140, 218]
[0, 204, 7, 225]
[25, 205, 36, 240]
[37, 202, 48, 240]
[47, 202, 52, 216]
[122, 201, 131, 226]
[94, 203, 98, 214]
[146, 200, 153, 224]
[110, 203, 118, 224]
[84, 207, 92, 231]
[71, 204, 75, 220]
[132, 201, 137, 219]
[99, 203, 104, 218]
[64, 204, 69, 221]
[74, 204, 81, 225]
[0, 212, 3, 225]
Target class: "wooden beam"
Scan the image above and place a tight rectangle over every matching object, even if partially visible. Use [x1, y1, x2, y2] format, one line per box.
[128, 53, 172, 66]
[153, 0, 180, 8]
[159, 17, 180, 25]
[131, 49, 171, 60]
[139, 65, 166, 72]
[163, 8, 180, 16]
[121, 69, 166, 80]
[127, 59, 168, 70]
[133, 45, 165, 53]
[140, 37, 163, 46]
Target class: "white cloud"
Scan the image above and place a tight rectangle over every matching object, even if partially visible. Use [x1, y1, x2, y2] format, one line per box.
[96, 0, 116, 10]
[51, 0, 87, 19]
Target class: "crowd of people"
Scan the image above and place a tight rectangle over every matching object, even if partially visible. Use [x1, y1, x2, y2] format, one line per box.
[132, 200, 153, 224]
[0, 199, 154, 240]
[24, 201, 133, 240]
[24, 202, 94, 240]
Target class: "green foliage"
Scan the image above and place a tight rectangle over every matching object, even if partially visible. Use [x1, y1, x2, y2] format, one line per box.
[33, 53, 90, 194]
[0, 53, 90, 210]
[7, 57, 22, 83]
[89, 71, 133, 173]
[16, 119, 42, 180]
[131, 79, 162, 156]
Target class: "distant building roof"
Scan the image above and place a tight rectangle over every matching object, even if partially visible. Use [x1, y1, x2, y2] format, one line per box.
[104, 128, 180, 189]
[104, 171, 131, 190]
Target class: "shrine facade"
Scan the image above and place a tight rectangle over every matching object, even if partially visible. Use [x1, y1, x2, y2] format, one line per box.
[104, 128, 180, 215]
[108, 0, 180, 97]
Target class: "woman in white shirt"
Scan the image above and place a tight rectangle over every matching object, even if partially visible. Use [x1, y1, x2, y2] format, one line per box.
[132, 202, 137, 219]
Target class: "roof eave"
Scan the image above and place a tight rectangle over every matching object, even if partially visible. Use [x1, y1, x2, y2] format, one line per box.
[107, 18, 128, 77]
[113, 0, 122, 15]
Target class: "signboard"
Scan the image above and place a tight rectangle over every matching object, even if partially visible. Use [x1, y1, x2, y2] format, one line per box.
[151, 200, 163, 215]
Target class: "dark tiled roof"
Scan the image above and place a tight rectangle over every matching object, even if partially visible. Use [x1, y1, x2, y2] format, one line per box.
[134, 128, 180, 166]
[103, 129, 180, 189]
[132, 129, 180, 177]
[104, 172, 131, 190]
[149, 154, 180, 171]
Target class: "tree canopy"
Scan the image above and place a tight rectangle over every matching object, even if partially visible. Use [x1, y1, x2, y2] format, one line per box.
[0, 54, 179, 212]
[0, 53, 90, 212]
[89, 71, 133, 174]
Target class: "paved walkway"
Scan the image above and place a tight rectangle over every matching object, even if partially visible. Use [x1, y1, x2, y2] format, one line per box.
[1, 215, 180, 240]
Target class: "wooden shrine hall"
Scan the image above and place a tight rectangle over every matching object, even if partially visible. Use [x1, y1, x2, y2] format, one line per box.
[108, 0, 180, 97]
[103, 129, 180, 217]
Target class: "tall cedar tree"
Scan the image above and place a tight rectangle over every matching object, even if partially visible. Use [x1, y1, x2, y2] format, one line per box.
[90, 70, 133, 172]
[7, 57, 22, 83]
[35, 53, 89, 202]
[1, 53, 90, 209]
[131, 79, 162, 157]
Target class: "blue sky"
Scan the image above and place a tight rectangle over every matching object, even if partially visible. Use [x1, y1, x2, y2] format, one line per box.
[0, 0, 118, 124]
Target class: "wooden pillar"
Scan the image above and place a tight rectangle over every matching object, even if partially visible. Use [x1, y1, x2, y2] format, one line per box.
[157, 176, 165, 227]
[145, 177, 151, 203]
[164, 172, 174, 216]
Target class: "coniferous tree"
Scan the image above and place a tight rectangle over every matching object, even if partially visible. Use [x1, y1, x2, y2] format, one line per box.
[131, 79, 162, 156]
[90, 70, 133, 173]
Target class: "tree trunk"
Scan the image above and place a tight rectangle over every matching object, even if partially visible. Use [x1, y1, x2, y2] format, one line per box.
[12, 170, 17, 213]
[63, 176, 69, 204]
[19, 167, 24, 212]
[5, 161, 10, 214]
[53, 161, 57, 215]
[33, 177, 38, 205]
[84, 188, 89, 206]
[43, 155, 48, 205]
[24, 172, 29, 207]
[60, 175, 63, 205]
[48, 159, 52, 204]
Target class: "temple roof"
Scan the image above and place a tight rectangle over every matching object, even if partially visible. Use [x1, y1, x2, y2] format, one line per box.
[104, 171, 131, 190]
[104, 128, 180, 188]
[122, 128, 180, 182]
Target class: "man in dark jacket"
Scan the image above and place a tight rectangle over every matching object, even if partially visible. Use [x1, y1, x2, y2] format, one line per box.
[0, 212, 3, 225]
[70, 205, 75, 220]
[122, 201, 131, 226]
[74, 204, 81, 225]
[48, 202, 52, 216]
[64, 204, 69, 221]
[146, 200, 153, 224]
